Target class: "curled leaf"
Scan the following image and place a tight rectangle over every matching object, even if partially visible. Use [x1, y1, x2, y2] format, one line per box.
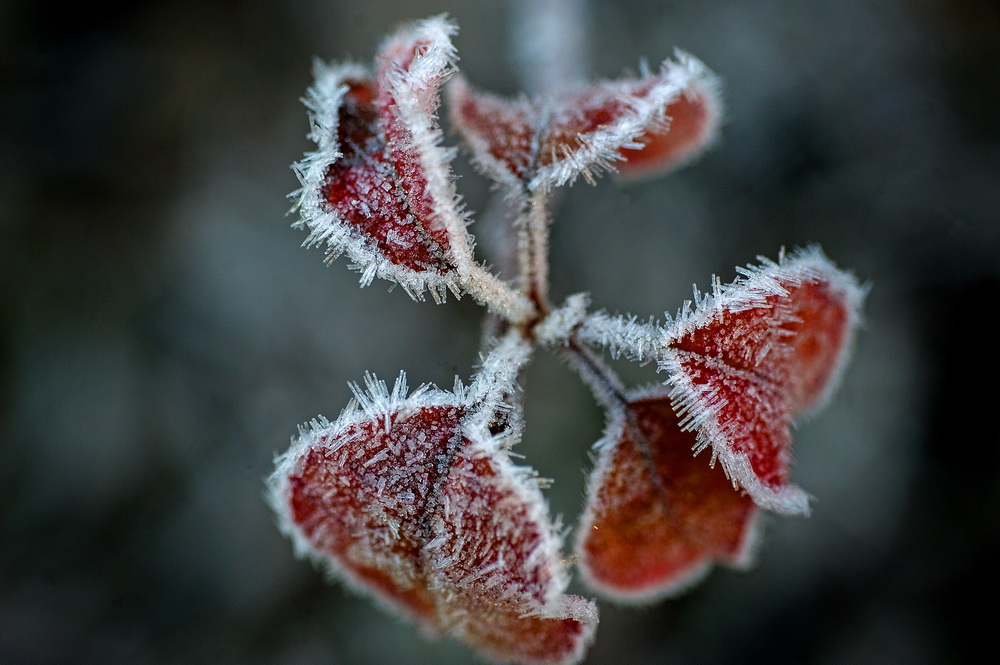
[448, 51, 720, 192]
[292, 16, 473, 302]
[426, 435, 598, 665]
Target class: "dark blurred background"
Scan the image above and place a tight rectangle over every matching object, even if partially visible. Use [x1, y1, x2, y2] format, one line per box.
[2, 1, 997, 663]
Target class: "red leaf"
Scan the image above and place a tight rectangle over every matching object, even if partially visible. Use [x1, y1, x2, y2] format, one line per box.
[447, 77, 536, 191]
[269, 373, 597, 665]
[292, 17, 470, 300]
[318, 78, 453, 274]
[427, 441, 598, 664]
[616, 83, 720, 180]
[576, 390, 758, 602]
[661, 248, 865, 515]
[448, 52, 720, 191]
[445, 594, 597, 665]
[572, 249, 861, 600]
[281, 392, 461, 633]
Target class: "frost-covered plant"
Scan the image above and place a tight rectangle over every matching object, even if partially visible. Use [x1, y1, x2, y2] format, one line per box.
[268, 14, 865, 665]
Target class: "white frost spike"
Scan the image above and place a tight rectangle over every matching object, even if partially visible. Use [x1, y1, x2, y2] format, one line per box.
[534, 293, 592, 346]
[465, 329, 533, 421]
[575, 310, 665, 363]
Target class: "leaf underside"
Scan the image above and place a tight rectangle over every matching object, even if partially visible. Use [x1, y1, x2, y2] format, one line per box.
[577, 393, 757, 602]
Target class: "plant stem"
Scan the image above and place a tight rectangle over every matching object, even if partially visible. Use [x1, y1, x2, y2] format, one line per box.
[516, 188, 553, 324]
[560, 336, 629, 411]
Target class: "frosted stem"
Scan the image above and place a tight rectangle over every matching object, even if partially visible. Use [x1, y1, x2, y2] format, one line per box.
[462, 263, 537, 325]
[515, 188, 553, 321]
[575, 311, 665, 364]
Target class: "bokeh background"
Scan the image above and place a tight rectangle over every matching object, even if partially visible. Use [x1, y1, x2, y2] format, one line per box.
[3, 0, 997, 663]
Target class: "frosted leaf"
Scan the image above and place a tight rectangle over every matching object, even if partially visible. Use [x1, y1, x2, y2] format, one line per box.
[268, 360, 596, 665]
[447, 51, 720, 192]
[291, 16, 474, 301]
[427, 437, 597, 664]
[268, 373, 458, 632]
[447, 78, 537, 193]
[659, 247, 866, 515]
[615, 52, 722, 180]
[575, 388, 758, 602]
